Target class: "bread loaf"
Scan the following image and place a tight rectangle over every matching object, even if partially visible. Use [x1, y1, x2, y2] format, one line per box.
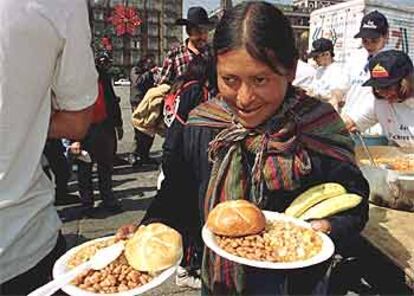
[125, 223, 182, 272]
[207, 200, 265, 237]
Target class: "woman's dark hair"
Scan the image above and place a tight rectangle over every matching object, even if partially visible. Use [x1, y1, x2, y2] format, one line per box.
[213, 1, 298, 74]
[170, 55, 216, 94]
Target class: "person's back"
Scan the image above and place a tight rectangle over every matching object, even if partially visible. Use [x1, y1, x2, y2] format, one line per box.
[130, 62, 146, 108]
[0, 0, 97, 292]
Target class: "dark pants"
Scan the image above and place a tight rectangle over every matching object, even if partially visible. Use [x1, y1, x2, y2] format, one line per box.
[78, 124, 117, 206]
[43, 139, 70, 198]
[131, 105, 154, 160]
[133, 128, 154, 160]
[201, 259, 332, 295]
[0, 233, 66, 296]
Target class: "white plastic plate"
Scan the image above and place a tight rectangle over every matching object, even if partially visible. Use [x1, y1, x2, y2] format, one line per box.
[53, 236, 180, 296]
[202, 211, 335, 269]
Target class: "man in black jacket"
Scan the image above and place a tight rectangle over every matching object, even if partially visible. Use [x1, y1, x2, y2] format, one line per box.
[70, 51, 123, 212]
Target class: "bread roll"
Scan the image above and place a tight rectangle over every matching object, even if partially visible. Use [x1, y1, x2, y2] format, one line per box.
[207, 200, 265, 237]
[125, 223, 182, 272]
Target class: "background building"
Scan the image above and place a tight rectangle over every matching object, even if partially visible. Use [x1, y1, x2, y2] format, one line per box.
[88, 0, 183, 78]
[293, 0, 345, 10]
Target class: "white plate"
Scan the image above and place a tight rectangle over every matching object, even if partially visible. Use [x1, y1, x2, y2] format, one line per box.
[53, 236, 180, 296]
[202, 211, 335, 269]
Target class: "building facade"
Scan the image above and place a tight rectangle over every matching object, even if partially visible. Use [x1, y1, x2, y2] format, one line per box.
[88, 0, 183, 77]
[293, 0, 345, 11]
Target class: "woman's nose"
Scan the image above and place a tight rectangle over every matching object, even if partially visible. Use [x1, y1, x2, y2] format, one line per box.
[236, 83, 254, 107]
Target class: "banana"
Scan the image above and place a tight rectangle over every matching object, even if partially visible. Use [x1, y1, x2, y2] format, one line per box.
[299, 193, 363, 220]
[285, 183, 346, 218]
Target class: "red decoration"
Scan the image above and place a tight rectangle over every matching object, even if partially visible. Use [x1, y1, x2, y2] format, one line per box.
[101, 36, 112, 51]
[109, 4, 142, 36]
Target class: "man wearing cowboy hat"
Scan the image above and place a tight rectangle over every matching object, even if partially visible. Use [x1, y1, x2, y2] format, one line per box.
[157, 6, 214, 85]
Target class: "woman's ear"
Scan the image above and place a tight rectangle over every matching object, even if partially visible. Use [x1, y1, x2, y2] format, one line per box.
[400, 78, 409, 96]
[399, 75, 413, 99]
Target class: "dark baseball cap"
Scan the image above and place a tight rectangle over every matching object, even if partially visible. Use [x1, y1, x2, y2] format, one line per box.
[354, 11, 389, 39]
[308, 38, 334, 57]
[363, 50, 414, 88]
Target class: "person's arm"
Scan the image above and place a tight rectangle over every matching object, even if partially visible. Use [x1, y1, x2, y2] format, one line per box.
[343, 95, 378, 133]
[140, 123, 201, 231]
[49, 0, 98, 139]
[115, 121, 200, 240]
[326, 64, 348, 109]
[103, 74, 123, 128]
[156, 52, 174, 85]
[176, 84, 205, 122]
[48, 106, 93, 140]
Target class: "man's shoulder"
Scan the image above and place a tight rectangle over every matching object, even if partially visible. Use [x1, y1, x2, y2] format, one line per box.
[166, 43, 187, 57]
[30, 0, 87, 33]
[32, 0, 84, 15]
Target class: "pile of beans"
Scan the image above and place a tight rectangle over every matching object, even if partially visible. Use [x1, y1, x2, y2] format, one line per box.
[72, 254, 152, 294]
[67, 239, 153, 294]
[216, 221, 322, 262]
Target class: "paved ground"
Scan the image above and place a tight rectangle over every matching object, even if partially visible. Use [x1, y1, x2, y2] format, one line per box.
[57, 86, 198, 296]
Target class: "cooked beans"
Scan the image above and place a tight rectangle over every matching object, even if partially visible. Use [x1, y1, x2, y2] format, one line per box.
[68, 240, 153, 294]
[216, 221, 322, 263]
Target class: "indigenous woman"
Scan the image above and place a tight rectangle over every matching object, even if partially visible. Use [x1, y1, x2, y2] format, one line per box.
[118, 2, 369, 294]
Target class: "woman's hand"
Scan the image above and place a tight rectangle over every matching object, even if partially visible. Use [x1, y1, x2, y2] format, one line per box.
[329, 89, 345, 112]
[115, 224, 138, 241]
[310, 219, 332, 234]
[342, 114, 358, 133]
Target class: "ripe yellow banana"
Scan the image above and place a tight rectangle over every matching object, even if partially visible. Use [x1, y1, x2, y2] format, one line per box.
[285, 183, 346, 218]
[299, 193, 363, 220]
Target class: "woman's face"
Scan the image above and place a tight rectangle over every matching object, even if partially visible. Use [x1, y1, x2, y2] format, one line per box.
[217, 48, 296, 128]
[314, 51, 333, 67]
[362, 36, 387, 55]
[374, 84, 402, 103]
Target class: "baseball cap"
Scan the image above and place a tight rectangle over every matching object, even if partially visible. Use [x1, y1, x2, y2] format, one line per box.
[363, 50, 414, 88]
[308, 38, 334, 58]
[354, 11, 389, 39]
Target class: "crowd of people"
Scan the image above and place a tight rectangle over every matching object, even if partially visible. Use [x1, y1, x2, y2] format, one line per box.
[1, 0, 413, 295]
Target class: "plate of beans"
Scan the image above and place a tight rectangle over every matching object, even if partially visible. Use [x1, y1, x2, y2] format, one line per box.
[202, 211, 335, 269]
[52, 236, 178, 295]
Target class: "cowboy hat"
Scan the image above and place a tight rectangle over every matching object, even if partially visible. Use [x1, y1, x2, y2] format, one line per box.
[175, 7, 214, 27]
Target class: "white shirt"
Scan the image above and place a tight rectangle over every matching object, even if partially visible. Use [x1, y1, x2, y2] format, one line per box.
[342, 49, 372, 115]
[0, 0, 97, 283]
[293, 60, 316, 90]
[307, 62, 347, 99]
[348, 97, 414, 147]
[342, 49, 382, 135]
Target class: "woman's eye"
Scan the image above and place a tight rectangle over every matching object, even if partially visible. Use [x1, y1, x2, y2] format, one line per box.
[222, 76, 237, 85]
[254, 77, 267, 85]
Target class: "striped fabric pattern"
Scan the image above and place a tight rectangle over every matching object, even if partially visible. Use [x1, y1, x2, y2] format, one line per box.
[187, 91, 355, 293]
